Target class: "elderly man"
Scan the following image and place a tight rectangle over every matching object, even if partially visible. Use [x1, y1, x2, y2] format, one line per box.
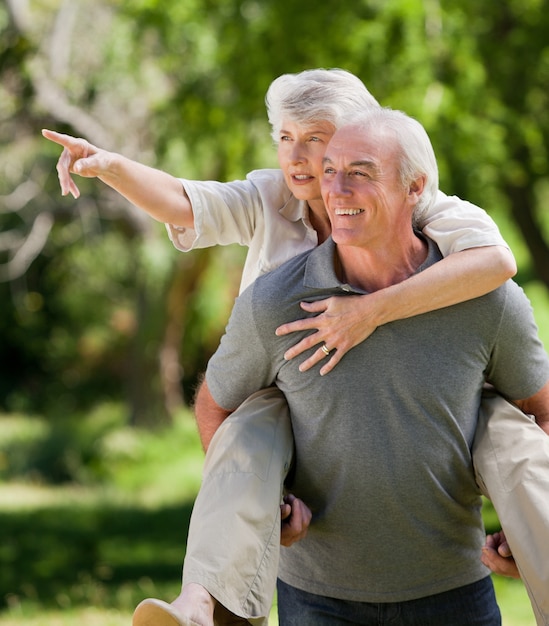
[196, 108, 549, 625]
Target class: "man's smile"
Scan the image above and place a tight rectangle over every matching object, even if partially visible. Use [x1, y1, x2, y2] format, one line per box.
[334, 208, 365, 216]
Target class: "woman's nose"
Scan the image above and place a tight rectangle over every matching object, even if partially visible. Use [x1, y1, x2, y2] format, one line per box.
[289, 143, 306, 164]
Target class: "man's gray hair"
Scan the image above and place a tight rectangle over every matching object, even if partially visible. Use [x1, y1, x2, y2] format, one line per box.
[347, 108, 439, 222]
[265, 69, 380, 142]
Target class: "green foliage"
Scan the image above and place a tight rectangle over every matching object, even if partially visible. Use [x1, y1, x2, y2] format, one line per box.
[0, 414, 48, 480]
[1, 0, 549, 425]
[0, 404, 123, 484]
[0, 403, 204, 489]
[2, 500, 191, 612]
[524, 281, 549, 351]
[0, 409, 204, 614]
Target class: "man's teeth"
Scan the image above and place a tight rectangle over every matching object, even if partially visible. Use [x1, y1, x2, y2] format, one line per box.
[335, 208, 365, 216]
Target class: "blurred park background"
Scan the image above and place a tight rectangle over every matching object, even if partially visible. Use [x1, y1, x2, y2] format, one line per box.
[1, 0, 549, 624]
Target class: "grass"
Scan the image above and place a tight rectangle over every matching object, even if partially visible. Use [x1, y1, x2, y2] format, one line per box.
[0, 411, 538, 626]
[493, 578, 537, 625]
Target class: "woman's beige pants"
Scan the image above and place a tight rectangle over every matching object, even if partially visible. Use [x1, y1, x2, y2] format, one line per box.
[473, 389, 549, 626]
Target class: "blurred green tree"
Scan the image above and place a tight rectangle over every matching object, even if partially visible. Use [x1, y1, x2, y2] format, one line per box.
[1, 0, 548, 429]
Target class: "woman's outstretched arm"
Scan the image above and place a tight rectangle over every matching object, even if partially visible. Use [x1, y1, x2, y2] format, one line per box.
[42, 129, 193, 227]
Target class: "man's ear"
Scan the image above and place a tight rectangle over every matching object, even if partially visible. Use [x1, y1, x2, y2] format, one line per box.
[408, 175, 426, 204]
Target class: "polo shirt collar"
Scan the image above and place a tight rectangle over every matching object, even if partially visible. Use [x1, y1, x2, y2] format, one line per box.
[303, 237, 362, 294]
[303, 234, 442, 294]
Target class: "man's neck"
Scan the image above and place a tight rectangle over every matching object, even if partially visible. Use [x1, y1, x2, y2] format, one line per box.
[335, 235, 428, 292]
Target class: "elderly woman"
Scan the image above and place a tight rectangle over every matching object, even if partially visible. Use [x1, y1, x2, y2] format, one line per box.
[44, 69, 519, 626]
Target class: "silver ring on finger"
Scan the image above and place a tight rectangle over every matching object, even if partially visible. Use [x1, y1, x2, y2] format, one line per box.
[321, 344, 331, 356]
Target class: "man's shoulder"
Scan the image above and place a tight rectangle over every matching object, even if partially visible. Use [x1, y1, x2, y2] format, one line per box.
[241, 249, 314, 322]
[252, 247, 312, 297]
[498, 278, 533, 311]
[469, 278, 531, 322]
[488, 278, 526, 302]
[229, 248, 312, 340]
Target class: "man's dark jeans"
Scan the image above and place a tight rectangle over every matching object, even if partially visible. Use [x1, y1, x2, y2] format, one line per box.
[277, 576, 501, 625]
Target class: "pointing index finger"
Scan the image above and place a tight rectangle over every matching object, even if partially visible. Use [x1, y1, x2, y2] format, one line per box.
[42, 129, 79, 150]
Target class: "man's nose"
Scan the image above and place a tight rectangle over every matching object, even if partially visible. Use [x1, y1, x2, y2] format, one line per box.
[330, 171, 350, 195]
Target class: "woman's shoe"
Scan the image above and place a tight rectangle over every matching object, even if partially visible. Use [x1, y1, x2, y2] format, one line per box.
[132, 598, 201, 626]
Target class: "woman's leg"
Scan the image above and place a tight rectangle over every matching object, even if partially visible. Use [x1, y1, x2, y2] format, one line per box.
[134, 387, 293, 626]
[473, 389, 549, 626]
[183, 387, 293, 624]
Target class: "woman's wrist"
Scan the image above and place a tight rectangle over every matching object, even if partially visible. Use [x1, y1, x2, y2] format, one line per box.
[358, 287, 398, 328]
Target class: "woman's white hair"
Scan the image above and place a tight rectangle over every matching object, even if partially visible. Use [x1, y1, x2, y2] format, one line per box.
[265, 68, 380, 142]
[347, 108, 439, 222]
